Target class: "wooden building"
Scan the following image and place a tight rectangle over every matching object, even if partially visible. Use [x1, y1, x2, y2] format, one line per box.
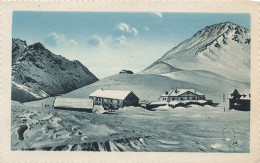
[119, 69, 133, 74]
[53, 97, 93, 112]
[146, 101, 168, 110]
[228, 89, 250, 111]
[168, 100, 213, 108]
[89, 89, 139, 109]
[158, 88, 205, 102]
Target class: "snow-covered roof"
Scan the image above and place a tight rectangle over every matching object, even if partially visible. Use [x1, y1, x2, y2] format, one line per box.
[161, 89, 204, 97]
[169, 100, 208, 105]
[228, 93, 250, 100]
[54, 97, 93, 109]
[168, 101, 182, 105]
[197, 100, 208, 103]
[240, 96, 250, 100]
[228, 96, 250, 100]
[89, 89, 135, 100]
[149, 101, 168, 105]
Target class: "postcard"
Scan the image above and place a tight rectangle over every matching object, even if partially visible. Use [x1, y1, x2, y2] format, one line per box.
[0, 0, 259, 162]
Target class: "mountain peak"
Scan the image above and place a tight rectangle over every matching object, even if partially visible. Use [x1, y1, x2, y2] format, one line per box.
[195, 22, 249, 38]
[206, 21, 246, 29]
[142, 22, 250, 82]
[28, 42, 46, 51]
[214, 21, 238, 27]
[12, 38, 27, 46]
[12, 39, 99, 102]
[222, 21, 247, 28]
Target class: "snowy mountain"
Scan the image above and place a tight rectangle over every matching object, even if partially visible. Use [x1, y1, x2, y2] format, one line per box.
[142, 22, 250, 82]
[61, 22, 250, 103]
[12, 38, 98, 102]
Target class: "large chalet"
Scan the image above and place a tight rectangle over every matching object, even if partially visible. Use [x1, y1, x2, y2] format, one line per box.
[158, 88, 205, 102]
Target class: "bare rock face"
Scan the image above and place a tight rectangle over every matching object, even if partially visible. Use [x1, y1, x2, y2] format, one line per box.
[142, 22, 250, 82]
[12, 38, 98, 102]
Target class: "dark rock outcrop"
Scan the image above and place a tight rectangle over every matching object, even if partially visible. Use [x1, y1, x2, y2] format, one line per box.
[12, 38, 98, 102]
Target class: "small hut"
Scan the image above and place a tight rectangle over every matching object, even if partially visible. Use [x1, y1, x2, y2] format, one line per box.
[228, 89, 250, 111]
[146, 101, 168, 110]
[53, 97, 93, 112]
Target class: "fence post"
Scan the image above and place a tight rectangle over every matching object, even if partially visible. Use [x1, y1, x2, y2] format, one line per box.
[223, 94, 226, 112]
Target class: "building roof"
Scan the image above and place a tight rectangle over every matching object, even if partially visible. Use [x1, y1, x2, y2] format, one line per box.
[161, 89, 204, 97]
[228, 89, 250, 100]
[240, 96, 250, 100]
[54, 97, 93, 109]
[228, 96, 250, 100]
[89, 89, 137, 100]
[168, 101, 182, 105]
[149, 101, 168, 105]
[169, 100, 208, 105]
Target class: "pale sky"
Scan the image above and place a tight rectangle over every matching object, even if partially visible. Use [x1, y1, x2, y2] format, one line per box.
[12, 12, 250, 79]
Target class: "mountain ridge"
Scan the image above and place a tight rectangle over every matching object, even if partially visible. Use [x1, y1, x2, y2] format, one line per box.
[12, 38, 99, 102]
[142, 22, 250, 82]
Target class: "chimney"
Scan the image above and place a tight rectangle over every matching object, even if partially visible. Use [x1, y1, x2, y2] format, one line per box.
[249, 94, 251, 98]
[175, 88, 178, 93]
[165, 92, 168, 95]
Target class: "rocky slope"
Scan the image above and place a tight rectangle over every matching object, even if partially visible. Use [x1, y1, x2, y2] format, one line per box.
[142, 22, 250, 82]
[12, 38, 98, 102]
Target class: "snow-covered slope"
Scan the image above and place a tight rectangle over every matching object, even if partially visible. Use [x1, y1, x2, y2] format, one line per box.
[63, 72, 249, 103]
[12, 38, 98, 102]
[142, 22, 250, 82]
[62, 22, 250, 103]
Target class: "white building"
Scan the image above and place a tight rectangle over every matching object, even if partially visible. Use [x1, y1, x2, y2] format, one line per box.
[89, 89, 139, 108]
[158, 88, 205, 102]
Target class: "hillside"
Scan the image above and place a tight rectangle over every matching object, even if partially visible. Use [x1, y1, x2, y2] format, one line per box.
[63, 72, 249, 103]
[12, 38, 98, 102]
[62, 22, 250, 103]
[142, 22, 250, 83]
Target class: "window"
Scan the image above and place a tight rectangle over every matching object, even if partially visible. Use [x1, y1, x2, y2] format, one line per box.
[180, 98, 183, 100]
[172, 98, 175, 100]
[192, 97, 195, 100]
